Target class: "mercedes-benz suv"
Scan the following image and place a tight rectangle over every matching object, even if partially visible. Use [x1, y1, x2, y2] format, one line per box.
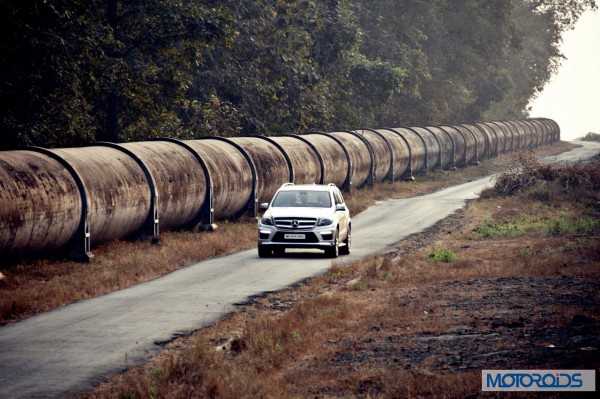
[257, 183, 351, 258]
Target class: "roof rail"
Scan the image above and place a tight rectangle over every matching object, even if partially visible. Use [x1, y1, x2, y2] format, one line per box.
[281, 182, 294, 187]
[327, 183, 336, 187]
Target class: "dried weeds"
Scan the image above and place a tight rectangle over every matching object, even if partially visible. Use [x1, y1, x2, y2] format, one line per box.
[482, 150, 600, 210]
[82, 146, 600, 399]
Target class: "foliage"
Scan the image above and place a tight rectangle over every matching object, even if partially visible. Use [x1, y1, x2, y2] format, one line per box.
[544, 213, 600, 236]
[184, 0, 358, 137]
[474, 212, 600, 239]
[477, 152, 600, 240]
[427, 247, 458, 263]
[578, 132, 600, 142]
[0, 0, 596, 149]
[476, 217, 526, 238]
[0, 0, 229, 148]
[485, 1, 564, 119]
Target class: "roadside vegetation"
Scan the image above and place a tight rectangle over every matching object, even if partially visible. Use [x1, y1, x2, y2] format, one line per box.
[1, 1, 595, 149]
[78, 142, 599, 398]
[4, 140, 600, 399]
[578, 131, 600, 142]
[0, 142, 575, 326]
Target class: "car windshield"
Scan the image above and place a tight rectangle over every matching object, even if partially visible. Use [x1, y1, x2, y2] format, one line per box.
[271, 190, 332, 208]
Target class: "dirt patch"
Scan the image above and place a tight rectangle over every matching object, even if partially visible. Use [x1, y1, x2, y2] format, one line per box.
[315, 275, 599, 372]
[60, 142, 600, 398]
[180, 204, 599, 399]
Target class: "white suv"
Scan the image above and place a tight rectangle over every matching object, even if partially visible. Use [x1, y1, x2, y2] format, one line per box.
[257, 183, 351, 258]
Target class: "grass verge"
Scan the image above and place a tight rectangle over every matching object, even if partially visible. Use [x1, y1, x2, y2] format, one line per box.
[81, 142, 599, 398]
[0, 141, 577, 326]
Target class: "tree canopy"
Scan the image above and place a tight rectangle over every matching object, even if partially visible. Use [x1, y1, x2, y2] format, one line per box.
[0, 0, 596, 150]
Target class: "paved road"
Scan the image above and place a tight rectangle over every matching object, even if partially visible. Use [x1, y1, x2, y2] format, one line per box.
[0, 141, 597, 398]
[543, 140, 599, 164]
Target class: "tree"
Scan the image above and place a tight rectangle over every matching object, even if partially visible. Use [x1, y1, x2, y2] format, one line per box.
[1, 0, 596, 150]
[525, 0, 597, 31]
[0, 1, 98, 149]
[184, 0, 361, 137]
[485, 0, 597, 119]
[0, 0, 227, 149]
[93, 0, 228, 142]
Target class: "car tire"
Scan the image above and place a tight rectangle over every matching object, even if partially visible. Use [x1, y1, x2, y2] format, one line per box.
[339, 226, 350, 255]
[273, 247, 285, 256]
[325, 230, 339, 258]
[258, 245, 272, 258]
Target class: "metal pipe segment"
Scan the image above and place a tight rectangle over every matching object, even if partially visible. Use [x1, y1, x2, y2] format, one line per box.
[0, 118, 559, 260]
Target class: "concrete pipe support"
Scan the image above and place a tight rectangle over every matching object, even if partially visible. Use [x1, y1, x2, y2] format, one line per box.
[387, 127, 427, 174]
[422, 126, 456, 170]
[477, 123, 502, 156]
[438, 126, 468, 168]
[448, 125, 478, 165]
[49, 147, 151, 245]
[501, 120, 522, 150]
[184, 139, 255, 220]
[119, 141, 207, 231]
[509, 121, 530, 149]
[353, 129, 395, 183]
[488, 121, 513, 152]
[373, 128, 413, 180]
[229, 136, 291, 205]
[459, 124, 488, 161]
[297, 133, 350, 190]
[269, 136, 323, 185]
[328, 131, 374, 188]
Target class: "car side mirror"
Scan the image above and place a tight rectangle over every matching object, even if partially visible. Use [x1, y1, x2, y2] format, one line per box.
[259, 202, 269, 211]
[335, 204, 346, 212]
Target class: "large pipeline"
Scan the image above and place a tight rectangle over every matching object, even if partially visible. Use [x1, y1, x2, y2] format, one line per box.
[0, 118, 559, 260]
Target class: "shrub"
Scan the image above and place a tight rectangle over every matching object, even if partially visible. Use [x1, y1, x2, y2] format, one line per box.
[578, 132, 600, 142]
[427, 247, 458, 263]
[475, 217, 524, 238]
[481, 152, 600, 210]
[545, 214, 600, 236]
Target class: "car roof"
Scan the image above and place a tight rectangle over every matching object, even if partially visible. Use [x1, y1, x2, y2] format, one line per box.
[277, 183, 336, 192]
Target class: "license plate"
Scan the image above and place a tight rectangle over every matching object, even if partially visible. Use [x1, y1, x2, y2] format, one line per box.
[284, 233, 305, 240]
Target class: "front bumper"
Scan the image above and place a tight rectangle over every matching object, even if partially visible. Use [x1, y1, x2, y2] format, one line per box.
[257, 224, 337, 249]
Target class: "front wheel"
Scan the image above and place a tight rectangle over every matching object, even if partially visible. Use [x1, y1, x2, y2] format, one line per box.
[258, 245, 272, 258]
[324, 230, 339, 258]
[339, 226, 350, 255]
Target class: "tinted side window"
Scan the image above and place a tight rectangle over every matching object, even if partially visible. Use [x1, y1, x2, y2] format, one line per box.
[333, 190, 343, 205]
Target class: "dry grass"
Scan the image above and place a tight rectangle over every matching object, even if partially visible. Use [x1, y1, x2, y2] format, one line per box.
[345, 141, 576, 215]
[0, 222, 257, 324]
[482, 150, 600, 206]
[79, 142, 600, 399]
[84, 210, 599, 398]
[0, 141, 577, 326]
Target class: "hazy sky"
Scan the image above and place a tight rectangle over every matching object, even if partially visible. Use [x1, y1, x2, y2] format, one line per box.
[529, 10, 600, 141]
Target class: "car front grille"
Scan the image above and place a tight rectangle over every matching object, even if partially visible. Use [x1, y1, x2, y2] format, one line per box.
[274, 217, 317, 230]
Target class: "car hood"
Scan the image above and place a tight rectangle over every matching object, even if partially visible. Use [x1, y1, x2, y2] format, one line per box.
[265, 206, 334, 219]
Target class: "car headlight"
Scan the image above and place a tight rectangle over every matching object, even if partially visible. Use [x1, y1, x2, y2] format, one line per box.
[260, 217, 273, 226]
[317, 218, 333, 226]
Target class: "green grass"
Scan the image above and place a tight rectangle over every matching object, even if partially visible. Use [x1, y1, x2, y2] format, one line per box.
[475, 212, 600, 240]
[427, 247, 458, 263]
[475, 217, 526, 238]
[544, 213, 600, 236]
